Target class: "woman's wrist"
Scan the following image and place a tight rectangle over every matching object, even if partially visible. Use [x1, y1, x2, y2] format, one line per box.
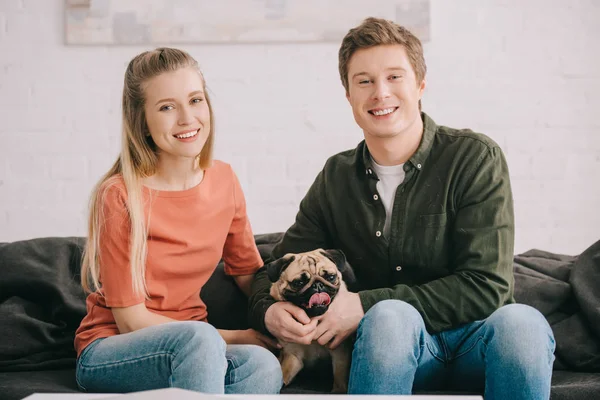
[218, 329, 239, 345]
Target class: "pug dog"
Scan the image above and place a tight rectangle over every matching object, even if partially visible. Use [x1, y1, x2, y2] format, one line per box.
[265, 248, 356, 393]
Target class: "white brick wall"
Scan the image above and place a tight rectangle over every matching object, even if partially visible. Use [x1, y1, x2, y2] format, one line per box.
[0, 0, 599, 255]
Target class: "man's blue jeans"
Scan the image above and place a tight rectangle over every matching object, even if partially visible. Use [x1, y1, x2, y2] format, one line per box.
[349, 301, 555, 399]
[75, 321, 283, 394]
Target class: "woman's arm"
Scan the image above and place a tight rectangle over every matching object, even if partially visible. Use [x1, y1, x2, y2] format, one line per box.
[233, 274, 254, 297]
[112, 303, 177, 334]
[113, 301, 279, 350]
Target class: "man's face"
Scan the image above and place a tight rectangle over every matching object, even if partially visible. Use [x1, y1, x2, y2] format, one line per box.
[346, 44, 426, 140]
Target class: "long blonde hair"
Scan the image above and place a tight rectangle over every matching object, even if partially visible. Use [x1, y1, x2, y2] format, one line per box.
[81, 48, 215, 296]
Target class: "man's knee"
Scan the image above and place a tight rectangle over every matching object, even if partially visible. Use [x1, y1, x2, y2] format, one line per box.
[352, 301, 426, 373]
[486, 304, 555, 363]
[356, 300, 427, 359]
[360, 300, 425, 335]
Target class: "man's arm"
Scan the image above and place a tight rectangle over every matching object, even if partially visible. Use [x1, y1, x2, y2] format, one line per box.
[248, 169, 331, 336]
[360, 145, 515, 333]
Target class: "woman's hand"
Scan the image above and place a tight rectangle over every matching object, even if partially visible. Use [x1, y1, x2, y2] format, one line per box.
[219, 328, 282, 351]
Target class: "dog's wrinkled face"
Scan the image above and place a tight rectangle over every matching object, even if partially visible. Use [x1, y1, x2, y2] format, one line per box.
[266, 249, 349, 317]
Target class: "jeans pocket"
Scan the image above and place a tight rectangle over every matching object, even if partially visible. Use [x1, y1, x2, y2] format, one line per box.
[453, 335, 484, 360]
[75, 338, 104, 392]
[425, 336, 445, 363]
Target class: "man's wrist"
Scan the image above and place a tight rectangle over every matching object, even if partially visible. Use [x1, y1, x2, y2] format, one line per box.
[258, 299, 277, 334]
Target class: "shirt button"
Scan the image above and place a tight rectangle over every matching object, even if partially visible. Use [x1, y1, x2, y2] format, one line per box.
[375, 231, 382, 237]
[396, 266, 402, 271]
[368, 168, 373, 174]
[373, 194, 379, 200]
[417, 163, 422, 169]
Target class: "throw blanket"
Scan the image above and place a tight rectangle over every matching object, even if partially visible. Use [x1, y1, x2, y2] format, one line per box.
[513, 240, 600, 371]
[1, 234, 599, 372]
[0, 237, 87, 371]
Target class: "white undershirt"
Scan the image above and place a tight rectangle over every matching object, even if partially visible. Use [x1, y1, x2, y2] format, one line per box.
[370, 157, 406, 238]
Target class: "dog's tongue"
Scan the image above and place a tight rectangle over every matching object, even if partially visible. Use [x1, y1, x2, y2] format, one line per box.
[308, 292, 331, 308]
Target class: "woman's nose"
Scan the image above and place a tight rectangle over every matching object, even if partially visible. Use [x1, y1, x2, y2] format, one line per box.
[178, 106, 195, 125]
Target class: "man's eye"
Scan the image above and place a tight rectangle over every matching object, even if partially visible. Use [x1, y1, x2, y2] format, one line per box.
[359, 80, 370, 84]
[390, 75, 403, 80]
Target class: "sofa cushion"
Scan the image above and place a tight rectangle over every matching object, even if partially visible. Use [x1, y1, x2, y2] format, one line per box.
[0, 369, 79, 400]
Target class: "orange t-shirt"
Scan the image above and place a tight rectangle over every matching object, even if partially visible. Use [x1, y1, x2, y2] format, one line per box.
[74, 160, 263, 357]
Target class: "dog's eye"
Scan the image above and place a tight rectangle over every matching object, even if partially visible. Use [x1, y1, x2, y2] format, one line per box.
[290, 279, 305, 289]
[325, 273, 337, 282]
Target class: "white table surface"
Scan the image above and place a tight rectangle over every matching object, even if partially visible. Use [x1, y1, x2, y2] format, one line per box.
[23, 388, 483, 399]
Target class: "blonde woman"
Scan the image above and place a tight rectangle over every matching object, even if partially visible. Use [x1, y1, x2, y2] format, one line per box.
[74, 48, 283, 394]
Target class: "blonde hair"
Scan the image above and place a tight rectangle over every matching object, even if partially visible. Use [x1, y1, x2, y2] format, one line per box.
[338, 17, 427, 109]
[81, 48, 215, 296]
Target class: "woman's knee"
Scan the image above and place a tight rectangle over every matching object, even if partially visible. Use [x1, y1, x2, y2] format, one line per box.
[173, 321, 226, 357]
[230, 345, 283, 393]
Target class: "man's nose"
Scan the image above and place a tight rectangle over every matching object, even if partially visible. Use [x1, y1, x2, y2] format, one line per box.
[372, 80, 391, 101]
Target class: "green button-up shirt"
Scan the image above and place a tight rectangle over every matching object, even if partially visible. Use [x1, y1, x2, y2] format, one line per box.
[249, 112, 515, 334]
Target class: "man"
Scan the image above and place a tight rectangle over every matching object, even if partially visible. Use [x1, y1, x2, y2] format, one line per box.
[249, 17, 555, 399]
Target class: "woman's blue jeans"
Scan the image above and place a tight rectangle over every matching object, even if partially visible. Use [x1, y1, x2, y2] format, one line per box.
[75, 321, 283, 394]
[348, 301, 555, 399]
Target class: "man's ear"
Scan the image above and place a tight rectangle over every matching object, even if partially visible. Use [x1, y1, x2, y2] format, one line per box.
[418, 78, 426, 97]
[321, 249, 356, 287]
[265, 255, 295, 283]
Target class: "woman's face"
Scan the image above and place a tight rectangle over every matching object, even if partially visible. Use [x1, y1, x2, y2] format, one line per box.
[143, 67, 211, 162]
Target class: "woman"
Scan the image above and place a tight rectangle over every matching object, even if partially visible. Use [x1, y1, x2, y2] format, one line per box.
[74, 48, 283, 394]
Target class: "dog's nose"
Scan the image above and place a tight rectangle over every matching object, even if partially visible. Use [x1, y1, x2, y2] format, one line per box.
[315, 282, 325, 292]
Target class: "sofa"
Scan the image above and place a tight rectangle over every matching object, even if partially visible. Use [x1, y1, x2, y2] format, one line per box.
[1, 232, 600, 400]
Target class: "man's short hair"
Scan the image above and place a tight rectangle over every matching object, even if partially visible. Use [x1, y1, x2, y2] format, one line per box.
[338, 17, 427, 94]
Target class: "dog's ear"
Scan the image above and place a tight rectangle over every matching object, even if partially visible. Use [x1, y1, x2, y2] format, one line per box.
[321, 249, 346, 268]
[265, 255, 295, 283]
[321, 249, 356, 287]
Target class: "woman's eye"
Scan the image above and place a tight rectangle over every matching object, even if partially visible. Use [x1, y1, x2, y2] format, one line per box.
[359, 80, 370, 84]
[191, 98, 204, 104]
[390, 75, 402, 80]
[160, 105, 174, 111]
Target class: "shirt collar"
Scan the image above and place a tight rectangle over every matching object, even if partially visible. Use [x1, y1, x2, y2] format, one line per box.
[360, 112, 437, 178]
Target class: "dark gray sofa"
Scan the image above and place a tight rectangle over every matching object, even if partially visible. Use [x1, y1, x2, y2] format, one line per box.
[1, 233, 600, 400]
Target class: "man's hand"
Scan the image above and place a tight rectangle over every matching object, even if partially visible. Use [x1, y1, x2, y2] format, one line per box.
[265, 302, 319, 345]
[314, 287, 364, 349]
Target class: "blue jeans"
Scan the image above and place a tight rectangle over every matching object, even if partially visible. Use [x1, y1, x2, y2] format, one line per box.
[75, 321, 283, 394]
[349, 301, 555, 399]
